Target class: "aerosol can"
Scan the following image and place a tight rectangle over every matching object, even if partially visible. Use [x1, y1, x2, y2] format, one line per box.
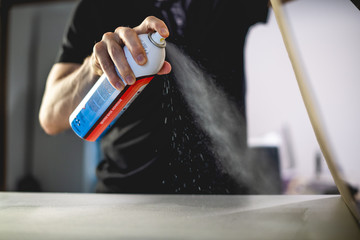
[69, 32, 166, 141]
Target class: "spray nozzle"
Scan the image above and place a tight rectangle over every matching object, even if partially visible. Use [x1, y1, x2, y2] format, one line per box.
[148, 32, 166, 48]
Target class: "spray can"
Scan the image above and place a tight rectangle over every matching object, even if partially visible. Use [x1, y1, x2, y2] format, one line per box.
[69, 32, 166, 141]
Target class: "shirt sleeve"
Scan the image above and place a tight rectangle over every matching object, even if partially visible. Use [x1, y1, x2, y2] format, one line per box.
[56, 0, 98, 64]
[245, 0, 269, 25]
[211, 0, 269, 32]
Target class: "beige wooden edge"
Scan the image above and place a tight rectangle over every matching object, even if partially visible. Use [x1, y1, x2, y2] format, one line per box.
[270, 0, 360, 223]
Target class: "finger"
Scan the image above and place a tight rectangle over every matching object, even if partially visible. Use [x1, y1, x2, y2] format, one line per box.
[108, 42, 136, 86]
[115, 26, 147, 66]
[93, 40, 125, 90]
[133, 16, 169, 38]
[157, 61, 172, 75]
[102, 32, 136, 85]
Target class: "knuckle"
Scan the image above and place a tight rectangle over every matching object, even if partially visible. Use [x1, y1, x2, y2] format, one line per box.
[102, 32, 113, 40]
[114, 26, 126, 34]
[120, 27, 135, 37]
[114, 26, 122, 34]
[93, 41, 105, 53]
[145, 16, 156, 23]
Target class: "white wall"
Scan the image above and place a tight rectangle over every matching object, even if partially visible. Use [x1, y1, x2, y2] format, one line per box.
[246, 0, 360, 187]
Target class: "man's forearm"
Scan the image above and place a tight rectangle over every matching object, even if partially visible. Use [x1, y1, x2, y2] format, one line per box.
[39, 57, 98, 135]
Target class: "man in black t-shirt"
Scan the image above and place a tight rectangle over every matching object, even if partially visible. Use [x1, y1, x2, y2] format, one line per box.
[39, 0, 270, 193]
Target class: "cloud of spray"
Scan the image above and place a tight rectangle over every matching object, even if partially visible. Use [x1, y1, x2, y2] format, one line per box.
[167, 43, 279, 194]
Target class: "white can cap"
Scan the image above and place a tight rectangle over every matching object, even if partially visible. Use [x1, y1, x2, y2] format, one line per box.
[149, 32, 166, 48]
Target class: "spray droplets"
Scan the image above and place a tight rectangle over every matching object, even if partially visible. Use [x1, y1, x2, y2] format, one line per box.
[157, 43, 276, 194]
[166, 43, 276, 194]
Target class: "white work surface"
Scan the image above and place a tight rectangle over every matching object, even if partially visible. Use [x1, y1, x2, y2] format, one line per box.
[0, 192, 359, 240]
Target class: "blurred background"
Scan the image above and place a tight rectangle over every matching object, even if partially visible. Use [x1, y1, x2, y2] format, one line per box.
[3, 0, 98, 192]
[246, 0, 360, 194]
[1, 0, 359, 193]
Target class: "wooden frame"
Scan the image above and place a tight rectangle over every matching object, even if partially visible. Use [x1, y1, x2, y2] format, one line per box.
[270, 0, 360, 223]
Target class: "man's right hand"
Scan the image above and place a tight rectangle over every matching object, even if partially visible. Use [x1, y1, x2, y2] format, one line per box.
[90, 16, 171, 91]
[39, 16, 171, 135]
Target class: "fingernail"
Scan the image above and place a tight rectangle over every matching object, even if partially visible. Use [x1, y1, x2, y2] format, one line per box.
[126, 75, 135, 85]
[137, 54, 146, 65]
[160, 28, 168, 36]
[116, 82, 124, 90]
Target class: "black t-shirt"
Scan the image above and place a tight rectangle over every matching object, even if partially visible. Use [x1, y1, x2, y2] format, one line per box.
[58, 0, 268, 193]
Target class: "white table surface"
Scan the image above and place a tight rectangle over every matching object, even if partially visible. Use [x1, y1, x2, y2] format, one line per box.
[0, 192, 359, 240]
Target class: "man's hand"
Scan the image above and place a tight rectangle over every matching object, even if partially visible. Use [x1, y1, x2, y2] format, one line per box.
[39, 16, 172, 135]
[91, 16, 172, 91]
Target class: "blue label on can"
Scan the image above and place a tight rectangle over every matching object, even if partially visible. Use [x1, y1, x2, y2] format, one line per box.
[70, 78, 119, 138]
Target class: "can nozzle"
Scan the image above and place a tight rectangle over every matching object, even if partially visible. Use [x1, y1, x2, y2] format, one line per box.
[149, 32, 166, 48]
